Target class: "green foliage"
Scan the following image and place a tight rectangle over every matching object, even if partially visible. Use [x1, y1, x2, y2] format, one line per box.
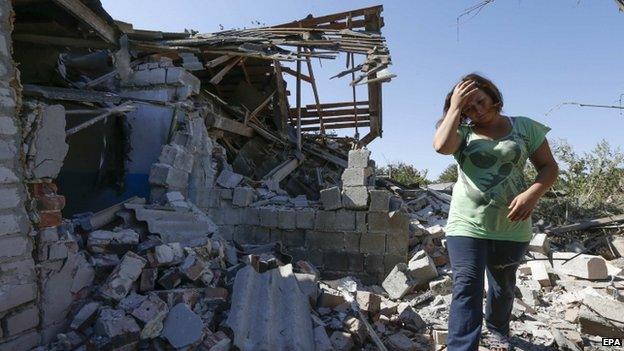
[437, 164, 458, 183]
[530, 139, 624, 225]
[377, 162, 430, 187]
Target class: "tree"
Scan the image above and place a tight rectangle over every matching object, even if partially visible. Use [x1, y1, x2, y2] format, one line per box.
[377, 162, 430, 187]
[437, 164, 458, 183]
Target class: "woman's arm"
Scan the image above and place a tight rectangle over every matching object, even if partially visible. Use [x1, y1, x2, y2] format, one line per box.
[433, 80, 478, 154]
[507, 139, 559, 221]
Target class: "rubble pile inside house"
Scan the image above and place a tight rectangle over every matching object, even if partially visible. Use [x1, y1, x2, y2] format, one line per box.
[1, 0, 622, 350]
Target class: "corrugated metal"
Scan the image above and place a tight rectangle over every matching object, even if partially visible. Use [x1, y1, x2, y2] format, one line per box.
[122, 204, 217, 244]
[226, 264, 315, 351]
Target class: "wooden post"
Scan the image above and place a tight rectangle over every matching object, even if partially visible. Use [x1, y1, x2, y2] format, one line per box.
[296, 46, 302, 151]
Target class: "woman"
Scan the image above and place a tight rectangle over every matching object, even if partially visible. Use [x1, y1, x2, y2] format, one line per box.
[432, 73, 559, 351]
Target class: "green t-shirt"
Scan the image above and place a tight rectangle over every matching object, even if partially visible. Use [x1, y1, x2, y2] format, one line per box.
[445, 116, 551, 242]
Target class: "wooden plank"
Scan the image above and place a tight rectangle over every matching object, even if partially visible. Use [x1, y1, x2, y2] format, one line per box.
[13, 34, 111, 48]
[209, 115, 254, 137]
[205, 54, 232, 68]
[210, 57, 242, 85]
[272, 5, 382, 28]
[273, 61, 290, 131]
[51, 0, 118, 45]
[281, 66, 312, 83]
[263, 157, 302, 182]
[296, 115, 370, 125]
[290, 107, 370, 118]
[301, 121, 370, 131]
[304, 50, 325, 134]
[305, 101, 368, 110]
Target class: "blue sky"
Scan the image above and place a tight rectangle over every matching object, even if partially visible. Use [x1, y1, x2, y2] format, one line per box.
[101, 0, 624, 179]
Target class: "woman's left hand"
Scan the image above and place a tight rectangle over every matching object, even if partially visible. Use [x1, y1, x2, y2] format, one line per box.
[507, 191, 539, 221]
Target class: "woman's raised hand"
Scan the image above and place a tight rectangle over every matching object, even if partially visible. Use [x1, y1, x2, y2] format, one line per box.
[450, 80, 479, 111]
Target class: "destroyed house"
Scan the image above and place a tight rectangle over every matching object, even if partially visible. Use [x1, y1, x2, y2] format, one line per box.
[0, 1, 410, 349]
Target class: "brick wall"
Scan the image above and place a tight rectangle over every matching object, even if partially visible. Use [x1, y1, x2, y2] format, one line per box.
[0, 2, 41, 349]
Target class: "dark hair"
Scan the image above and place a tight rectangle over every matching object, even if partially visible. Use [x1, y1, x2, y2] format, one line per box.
[436, 73, 503, 127]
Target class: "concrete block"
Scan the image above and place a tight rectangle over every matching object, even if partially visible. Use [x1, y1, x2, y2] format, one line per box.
[219, 188, 233, 199]
[368, 190, 390, 212]
[101, 251, 147, 301]
[344, 232, 361, 253]
[93, 308, 141, 348]
[360, 233, 386, 254]
[355, 211, 367, 233]
[282, 229, 305, 247]
[5, 304, 39, 336]
[31, 104, 69, 178]
[324, 251, 351, 271]
[553, 252, 608, 280]
[341, 167, 373, 187]
[296, 209, 315, 229]
[528, 261, 551, 287]
[222, 207, 242, 225]
[347, 149, 371, 169]
[364, 254, 385, 274]
[0, 236, 30, 258]
[579, 295, 624, 338]
[87, 229, 139, 254]
[243, 207, 260, 225]
[277, 209, 297, 229]
[320, 186, 342, 210]
[433, 330, 449, 345]
[165, 67, 201, 93]
[397, 302, 426, 329]
[306, 231, 345, 251]
[382, 263, 414, 300]
[429, 275, 453, 295]
[386, 230, 409, 256]
[314, 210, 336, 231]
[149, 163, 189, 189]
[0, 214, 21, 236]
[342, 186, 369, 210]
[0, 187, 20, 210]
[216, 169, 243, 188]
[335, 209, 356, 231]
[384, 254, 407, 276]
[355, 291, 381, 316]
[180, 255, 207, 281]
[158, 144, 194, 173]
[407, 251, 438, 283]
[258, 207, 278, 227]
[0, 283, 36, 313]
[0, 116, 17, 135]
[232, 186, 254, 207]
[0, 165, 18, 184]
[528, 233, 550, 254]
[252, 226, 271, 244]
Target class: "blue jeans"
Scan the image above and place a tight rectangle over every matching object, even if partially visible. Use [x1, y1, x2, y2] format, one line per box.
[446, 236, 529, 351]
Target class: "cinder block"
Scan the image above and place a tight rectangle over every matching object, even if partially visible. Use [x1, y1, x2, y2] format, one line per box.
[277, 209, 297, 230]
[384, 254, 406, 275]
[355, 211, 367, 233]
[219, 188, 233, 200]
[258, 207, 279, 227]
[149, 163, 189, 189]
[368, 212, 389, 233]
[528, 233, 550, 255]
[320, 187, 342, 210]
[216, 169, 243, 188]
[324, 252, 350, 271]
[165, 66, 201, 94]
[232, 187, 254, 207]
[282, 229, 305, 247]
[344, 232, 361, 253]
[269, 228, 283, 243]
[296, 209, 315, 229]
[252, 227, 271, 244]
[222, 207, 242, 225]
[334, 210, 356, 231]
[341, 167, 373, 187]
[243, 207, 260, 225]
[347, 149, 371, 169]
[364, 254, 385, 274]
[0, 236, 30, 258]
[0, 283, 37, 313]
[314, 211, 336, 231]
[158, 144, 194, 173]
[342, 186, 369, 210]
[306, 231, 345, 251]
[386, 231, 409, 256]
[308, 250, 324, 267]
[369, 190, 390, 212]
[5, 304, 39, 336]
[360, 233, 386, 254]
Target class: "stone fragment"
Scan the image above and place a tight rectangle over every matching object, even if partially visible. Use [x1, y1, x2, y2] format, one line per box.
[407, 251, 438, 283]
[553, 252, 608, 280]
[396, 303, 426, 329]
[161, 303, 204, 349]
[156, 288, 204, 309]
[70, 302, 101, 331]
[329, 331, 354, 351]
[179, 254, 207, 281]
[140, 268, 158, 292]
[342, 186, 369, 210]
[232, 186, 254, 207]
[93, 308, 141, 349]
[528, 233, 550, 254]
[131, 294, 169, 339]
[151, 243, 185, 267]
[429, 275, 453, 295]
[87, 229, 139, 254]
[380, 298, 399, 317]
[355, 291, 381, 316]
[149, 163, 189, 189]
[100, 251, 147, 301]
[345, 316, 367, 343]
[387, 332, 417, 351]
[318, 290, 346, 308]
[216, 169, 243, 188]
[425, 224, 445, 238]
[528, 261, 551, 287]
[578, 295, 624, 338]
[433, 330, 448, 345]
[320, 186, 342, 210]
[158, 268, 182, 289]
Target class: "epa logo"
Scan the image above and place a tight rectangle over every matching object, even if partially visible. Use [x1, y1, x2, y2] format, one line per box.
[602, 338, 623, 347]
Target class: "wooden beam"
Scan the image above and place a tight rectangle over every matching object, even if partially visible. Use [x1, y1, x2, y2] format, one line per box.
[281, 66, 312, 83]
[305, 101, 368, 110]
[273, 61, 290, 131]
[301, 121, 370, 132]
[51, 0, 118, 45]
[13, 34, 110, 48]
[304, 49, 325, 134]
[205, 54, 232, 68]
[210, 57, 242, 85]
[290, 107, 370, 118]
[263, 157, 303, 182]
[209, 115, 254, 137]
[296, 115, 370, 125]
[66, 103, 135, 136]
[547, 214, 624, 235]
